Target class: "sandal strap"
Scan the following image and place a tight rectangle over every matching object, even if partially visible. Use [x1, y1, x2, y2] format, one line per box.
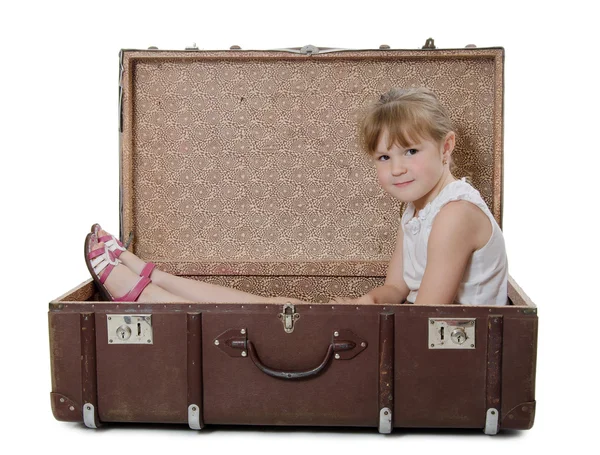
[89, 247, 121, 284]
[89, 247, 108, 260]
[140, 262, 156, 279]
[100, 235, 126, 252]
[93, 256, 111, 275]
[99, 263, 116, 284]
[114, 277, 152, 302]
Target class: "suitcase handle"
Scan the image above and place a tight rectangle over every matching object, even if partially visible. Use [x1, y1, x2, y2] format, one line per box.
[247, 340, 354, 380]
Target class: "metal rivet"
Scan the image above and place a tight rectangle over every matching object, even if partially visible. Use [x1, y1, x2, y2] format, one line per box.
[109, 339, 113, 343]
[430, 344, 434, 348]
[108, 317, 112, 320]
[430, 320, 435, 325]
[192, 406, 197, 412]
[470, 344, 475, 348]
[491, 410, 496, 415]
[470, 321, 475, 325]
[361, 342, 366, 347]
[384, 410, 389, 415]
[335, 354, 340, 359]
[334, 331, 339, 337]
[87, 406, 91, 411]
[69, 406, 74, 411]
[60, 398, 65, 403]
[241, 351, 247, 357]
[240, 329, 246, 334]
[147, 340, 151, 343]
[214, 340, 220, 346]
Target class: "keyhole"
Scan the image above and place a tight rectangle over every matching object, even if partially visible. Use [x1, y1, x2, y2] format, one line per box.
[117, 325, 132, 340]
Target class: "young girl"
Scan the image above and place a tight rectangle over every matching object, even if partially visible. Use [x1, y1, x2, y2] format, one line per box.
[85, 87, 508, 306]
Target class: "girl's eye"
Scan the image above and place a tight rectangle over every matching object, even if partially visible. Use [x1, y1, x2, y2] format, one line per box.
[405, 149, 418, 156]
[377, 155, 390, 161]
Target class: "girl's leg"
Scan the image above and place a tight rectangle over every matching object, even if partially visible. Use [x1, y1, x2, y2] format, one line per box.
[104, 232, 305, 304]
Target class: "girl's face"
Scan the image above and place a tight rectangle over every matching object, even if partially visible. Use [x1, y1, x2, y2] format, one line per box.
[373, 128, 454, 208]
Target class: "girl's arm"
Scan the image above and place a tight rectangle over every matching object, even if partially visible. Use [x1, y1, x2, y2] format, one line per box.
[366, 224, 411, 304]
[414, 201, 489, 305]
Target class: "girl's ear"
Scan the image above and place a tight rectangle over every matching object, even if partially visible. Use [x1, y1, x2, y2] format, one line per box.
[443, 131, 456, 158]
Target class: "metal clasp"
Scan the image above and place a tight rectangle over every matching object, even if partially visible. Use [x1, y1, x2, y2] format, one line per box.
[428, 318, 475, 349]
[300, 44, 319, 55]
[422, 38, 436, 49]
[278, 303, 300, 333]
[107, 314, 153, 345]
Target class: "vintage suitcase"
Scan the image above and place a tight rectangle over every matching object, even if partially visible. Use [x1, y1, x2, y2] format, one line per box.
[49, 43, 538, 434]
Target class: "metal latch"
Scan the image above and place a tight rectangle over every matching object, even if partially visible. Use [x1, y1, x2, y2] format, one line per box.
[428, 318, 475, 349]
[278, 303, 300, 333]
[301, 44, 319, 55]
[107, 314, 153, 344]
[422, 38, 436, 49]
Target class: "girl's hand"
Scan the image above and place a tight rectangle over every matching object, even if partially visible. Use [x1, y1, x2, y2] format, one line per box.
[328, 297, 355, 305]
[328, 295, 375, 305]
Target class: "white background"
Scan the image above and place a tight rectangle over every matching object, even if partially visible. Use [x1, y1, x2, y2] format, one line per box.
[1, 0, 598, 452]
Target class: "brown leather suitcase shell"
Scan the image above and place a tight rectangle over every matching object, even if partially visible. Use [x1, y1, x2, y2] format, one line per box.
[49, 45, 537, 433]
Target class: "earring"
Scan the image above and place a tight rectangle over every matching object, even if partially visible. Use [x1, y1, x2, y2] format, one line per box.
[442, 159, 448, 165]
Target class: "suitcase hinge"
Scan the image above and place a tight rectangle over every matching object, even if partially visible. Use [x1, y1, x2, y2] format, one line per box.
[278, 303, 300, 333]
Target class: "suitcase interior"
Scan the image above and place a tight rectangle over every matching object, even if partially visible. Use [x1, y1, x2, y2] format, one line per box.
[49, 47, 537, 432]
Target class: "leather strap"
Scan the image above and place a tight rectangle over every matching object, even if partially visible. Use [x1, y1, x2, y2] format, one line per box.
[88, 247, 106, 260]
[90, 248, 120, 284]
[99, 264, 115, 284]
[140, 262, 156, 279]
[100, 235, 126, 250]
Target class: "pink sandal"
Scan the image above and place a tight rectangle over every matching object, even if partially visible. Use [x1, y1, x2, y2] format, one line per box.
[84, 233, 152, 302]
[91, 223, 126, 258]
[91, 223, 156, 279]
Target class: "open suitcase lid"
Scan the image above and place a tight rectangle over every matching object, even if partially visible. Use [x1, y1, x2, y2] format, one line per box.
[119, 46, 504, 276]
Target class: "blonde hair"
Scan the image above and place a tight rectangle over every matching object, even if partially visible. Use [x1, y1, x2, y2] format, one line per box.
[359, 87, 455, 155]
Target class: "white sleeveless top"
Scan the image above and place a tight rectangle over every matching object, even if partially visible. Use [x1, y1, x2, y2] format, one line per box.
[401, 177, 508, 305]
